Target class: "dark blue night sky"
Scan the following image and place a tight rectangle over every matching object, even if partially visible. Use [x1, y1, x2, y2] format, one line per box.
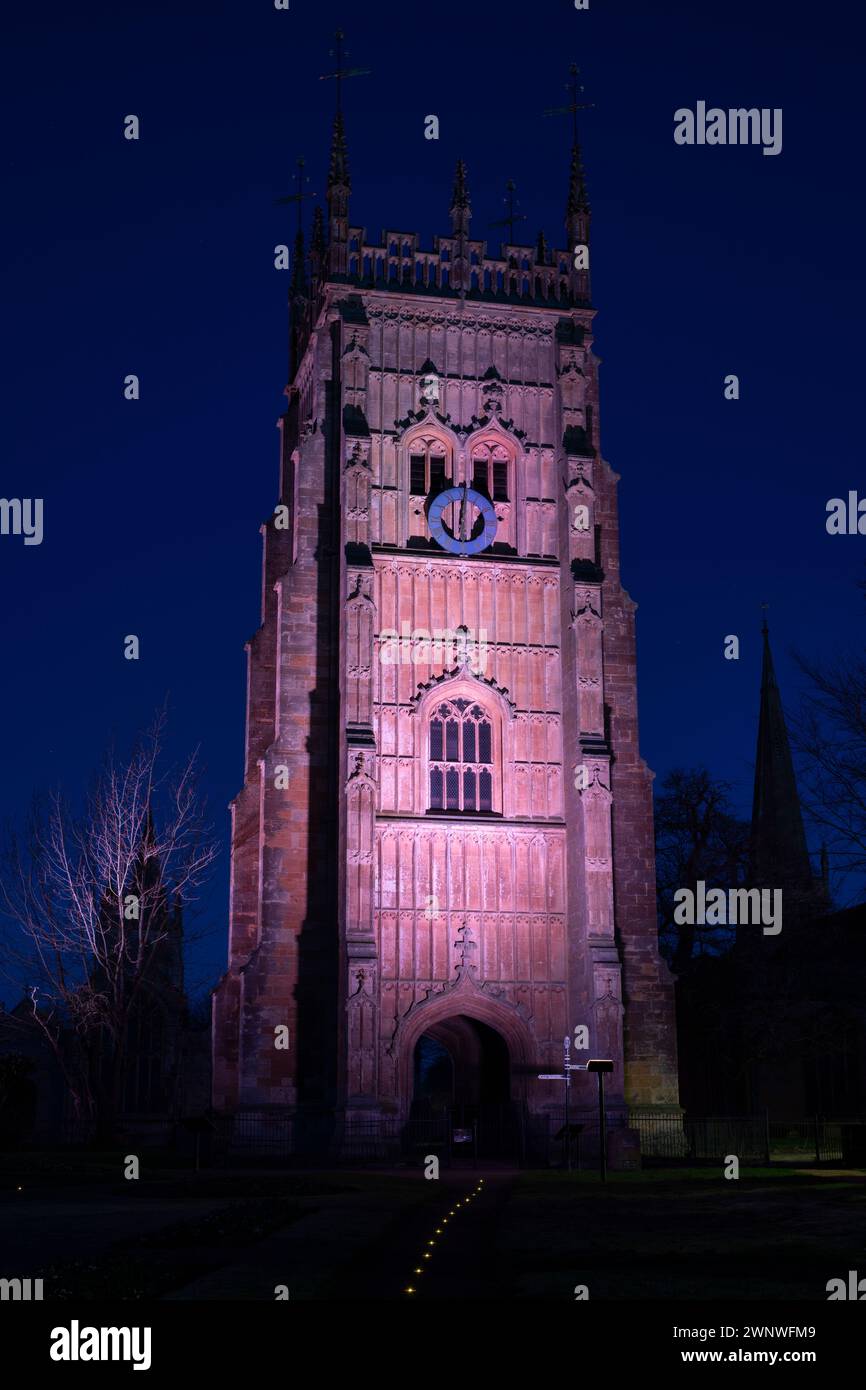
[2, 0, 864, 996]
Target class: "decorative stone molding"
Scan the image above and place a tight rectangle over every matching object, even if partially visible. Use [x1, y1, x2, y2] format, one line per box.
[385, 960, 535, 1058]
[346, 749, 377, 791]
[409, 661, 517, 715]
[347, 573, 374, 606]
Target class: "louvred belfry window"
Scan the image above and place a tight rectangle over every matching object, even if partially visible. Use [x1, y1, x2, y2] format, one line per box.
[409, 442, 450, 496]
[470, 443, 510, 501]
[428, 699, 493, 813]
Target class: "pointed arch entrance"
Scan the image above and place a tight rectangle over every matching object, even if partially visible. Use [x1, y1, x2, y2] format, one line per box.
[409, 1010, 519, 1158]
[394, 977, 537, 1157]
[413, 1015, 510, 1109]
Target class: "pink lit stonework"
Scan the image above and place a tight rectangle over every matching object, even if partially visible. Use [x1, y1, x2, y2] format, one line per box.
[211, 143, 680, 1152]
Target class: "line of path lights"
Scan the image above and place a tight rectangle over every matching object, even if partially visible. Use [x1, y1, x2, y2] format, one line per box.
[403, 1178, 485, 1295]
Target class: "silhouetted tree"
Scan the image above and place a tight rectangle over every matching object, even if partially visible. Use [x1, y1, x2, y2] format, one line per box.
[793, 585, 866, 893]
[0, 712, 218, 1140]
[654, 768, 750, 974]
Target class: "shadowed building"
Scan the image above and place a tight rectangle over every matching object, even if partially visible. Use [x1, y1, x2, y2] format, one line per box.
[677, 624, 865, 1119]
[212, 74, 680, 1154]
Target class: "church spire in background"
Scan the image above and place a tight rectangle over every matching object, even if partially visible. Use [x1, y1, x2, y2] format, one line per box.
[750, 619, 815, 893]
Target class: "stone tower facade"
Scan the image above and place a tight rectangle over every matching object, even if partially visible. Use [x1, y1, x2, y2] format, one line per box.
[212, 114, 680, 1146]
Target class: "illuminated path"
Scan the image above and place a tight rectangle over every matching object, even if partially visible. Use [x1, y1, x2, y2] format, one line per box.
[396, 1172, 515, 1301]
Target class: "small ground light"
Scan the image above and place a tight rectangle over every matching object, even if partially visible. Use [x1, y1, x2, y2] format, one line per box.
[423, 1253, 431, 1259]
[405, 1287, 416, 1295]
[414, 1267, 423, 1274]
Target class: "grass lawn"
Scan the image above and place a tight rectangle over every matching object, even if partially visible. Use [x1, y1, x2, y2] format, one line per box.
[496, 1168, 866, 1299]
[4, 1153, 864, 1300]
[1, 1152, 445, 1300]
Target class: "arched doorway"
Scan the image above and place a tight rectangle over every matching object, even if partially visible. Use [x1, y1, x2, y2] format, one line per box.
[410, 1013, 517, 1156]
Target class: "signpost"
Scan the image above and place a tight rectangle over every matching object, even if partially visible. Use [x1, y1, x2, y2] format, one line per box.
[537, 1042, 615, 1180]
[537, 1035, 582, 1170]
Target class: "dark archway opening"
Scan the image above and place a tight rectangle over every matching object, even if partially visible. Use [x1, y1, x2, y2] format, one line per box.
[414, 1034, 454, 1108]
[410, 1014, 517, 1156]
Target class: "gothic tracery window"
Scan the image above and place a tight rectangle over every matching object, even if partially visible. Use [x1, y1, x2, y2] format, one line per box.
[428, 699, 494, 813]
[409, 440, 450, 496]
[470, 442, 510, 501]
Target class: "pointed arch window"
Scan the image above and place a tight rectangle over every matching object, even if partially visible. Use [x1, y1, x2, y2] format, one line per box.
[409, 439, 451, 496]
[470, 442, 510, 502]
[428, 700, 494, 813]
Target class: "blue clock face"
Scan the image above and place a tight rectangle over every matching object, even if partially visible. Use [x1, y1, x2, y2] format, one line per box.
[427, 485, 498, 556]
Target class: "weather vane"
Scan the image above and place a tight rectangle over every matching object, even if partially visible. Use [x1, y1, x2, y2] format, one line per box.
[543, 62, 596, 145]
[490, 179, 528, 244]
[318, 29, 371, 111]
[275, 156, 317, 236]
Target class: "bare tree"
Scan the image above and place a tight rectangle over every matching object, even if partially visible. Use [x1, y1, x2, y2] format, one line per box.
[793, 646, 866, 895]
[0, 712, 219, 1140]
[654, 767, 750, 974]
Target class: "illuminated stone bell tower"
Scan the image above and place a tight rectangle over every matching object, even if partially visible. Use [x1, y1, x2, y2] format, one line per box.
[212, 81, 680, 1149]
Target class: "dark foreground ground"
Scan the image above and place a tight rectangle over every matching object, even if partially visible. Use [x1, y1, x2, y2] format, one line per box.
[1, 1153, 864, 1300]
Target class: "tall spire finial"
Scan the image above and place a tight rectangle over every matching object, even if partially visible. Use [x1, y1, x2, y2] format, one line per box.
[319, 30, 370, 276]
[310, 203, 325, 268]
[450, 158, 470, 212]
[449, 159, 471, 294]
[328, 111, 351, 192]
[544, 62, 594, 303]
[276, 158, 318, 381]
[760, 600, 770, 636]
[567, 140, 590, 218]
